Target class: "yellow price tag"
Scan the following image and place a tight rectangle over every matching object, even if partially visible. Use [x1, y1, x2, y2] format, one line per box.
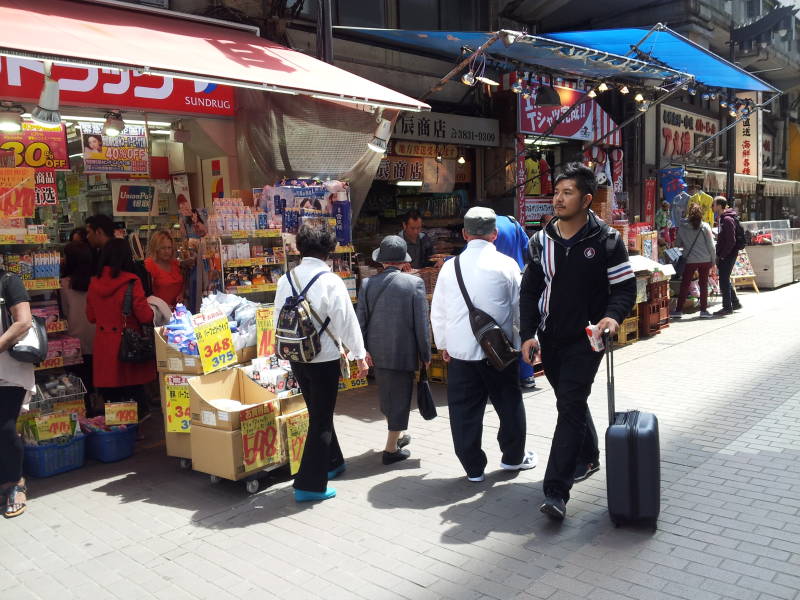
[286, 410, 309, 475]
[241, 402, 280, 470]
[256, 307, 275, 358]
[165, 375, 191, 434]
[53, 399, 86, 418]
[105, 402, 138, 426]
[192, 312, 237, 374]
[34, 412, 75, 441]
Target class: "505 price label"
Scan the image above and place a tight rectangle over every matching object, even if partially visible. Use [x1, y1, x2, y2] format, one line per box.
[165, 375, 191, 434]
[192, 313, 237, 374]
[105, 402, 138, 426]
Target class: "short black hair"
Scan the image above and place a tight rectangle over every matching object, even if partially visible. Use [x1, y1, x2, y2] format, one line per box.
[86, 214, 114, 238]
[63, 241, 93, 291]
[97, 238, 136, 278]
[296, 224, 337, 260]
[554, 163, 597, 199]
[402, 209, 423, 224]
[714, 197, 728, 209]
[70, 227, 88, 243]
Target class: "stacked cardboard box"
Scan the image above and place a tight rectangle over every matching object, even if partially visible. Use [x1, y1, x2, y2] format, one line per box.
[593, 186, 613, 223]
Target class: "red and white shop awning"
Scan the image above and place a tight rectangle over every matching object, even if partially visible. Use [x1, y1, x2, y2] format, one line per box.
[593, 105, 621, 147]
[0, 0, 429, 113]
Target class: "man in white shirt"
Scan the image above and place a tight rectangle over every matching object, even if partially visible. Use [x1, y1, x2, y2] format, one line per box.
[431, 207, 537, 482]
[274, 225, 368, 503]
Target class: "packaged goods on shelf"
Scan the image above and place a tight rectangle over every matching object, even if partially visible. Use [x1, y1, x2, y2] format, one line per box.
[30, 299, 61, 325]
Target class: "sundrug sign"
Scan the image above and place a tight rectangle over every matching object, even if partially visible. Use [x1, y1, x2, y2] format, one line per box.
[0, 57, 235, 116]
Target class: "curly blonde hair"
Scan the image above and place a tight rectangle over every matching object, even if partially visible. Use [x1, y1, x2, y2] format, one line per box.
[146, 230, 175, 260]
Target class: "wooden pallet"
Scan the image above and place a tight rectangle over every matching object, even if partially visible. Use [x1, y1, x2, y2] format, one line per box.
[614, 317, 639, 346]
[732, 275, 759, 293]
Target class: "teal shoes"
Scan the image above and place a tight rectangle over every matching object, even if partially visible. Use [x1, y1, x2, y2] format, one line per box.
[294, 488, 336, 502]
[327, 463, 346, 480]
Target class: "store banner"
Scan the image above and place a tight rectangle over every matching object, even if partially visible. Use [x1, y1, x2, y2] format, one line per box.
[34, 168, 58, 206]
[394, 112, 499, 147]
[79, 122, 149, 175]
[735, 92, 762, 178]
[659, 167, 687, 205]
[518, 87, 593, 140]
[660, 106, 719, 162]
[0, 122, 69, 170]
[644, 178, 657, 226]
[391, 140, 459, 159]
[0, 167, 35, 218]
[0, 57, 235, 116]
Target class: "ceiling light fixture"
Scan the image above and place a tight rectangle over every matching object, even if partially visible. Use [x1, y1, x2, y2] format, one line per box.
[500, 30, 523, 48]
[619, 85, 630, 94]
[511, 73, 523, 94]
[587, 89, 597, 98]
[395, 180, 423, 187]
[30, 61, 61, 128]
[638, 100, 651, 112]
[103, 111, 125, 137]
[367, 118, 392, 153]
[457, 155, 466, 165]
[534, 76, 562, 107]
[461, 71, 476, 86]
[634, 92, 645, 102]
[597, 82, 609, 92]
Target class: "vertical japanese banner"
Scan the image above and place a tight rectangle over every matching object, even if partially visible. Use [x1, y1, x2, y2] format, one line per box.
[516, 135, 527, 221]
[256, 307, 275, 358]
[286, 410, 309, 476]
[735, 92, 762, 179]
[34, 168, 58, 206]
[241, 401, 280, 471]
[644, 178, 657, 226]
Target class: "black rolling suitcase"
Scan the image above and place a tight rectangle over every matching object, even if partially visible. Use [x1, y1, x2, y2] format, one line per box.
[604, 334, 660, 527]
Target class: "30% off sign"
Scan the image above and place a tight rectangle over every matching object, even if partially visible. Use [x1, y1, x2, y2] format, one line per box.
[192, 311, 237, 374]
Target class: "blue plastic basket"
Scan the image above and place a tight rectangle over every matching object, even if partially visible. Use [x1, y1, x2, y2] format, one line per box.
[23, 436, 86, 478]
[86, 426, 138, 463]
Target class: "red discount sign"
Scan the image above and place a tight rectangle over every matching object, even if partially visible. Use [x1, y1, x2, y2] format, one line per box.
[0, 122, 69, 170]
[0, 167, 35, 218]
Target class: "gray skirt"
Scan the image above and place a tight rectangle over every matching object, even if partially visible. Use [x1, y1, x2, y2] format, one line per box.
[374, 368, 414, 431]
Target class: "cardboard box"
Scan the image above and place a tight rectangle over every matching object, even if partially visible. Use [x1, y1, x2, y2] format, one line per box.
[188, 368, 276, 431]
[279, 392, 306, 416]
[159, 374, 191, 460]
[277, 407, 308, 465]
[190, 426, 254, 481]
[156, 327, 257, 374]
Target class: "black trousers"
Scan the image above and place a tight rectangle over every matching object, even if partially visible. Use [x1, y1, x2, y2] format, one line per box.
[0, 386, 26, 484]
[290, 360, 344, 493]
[97, 385, 150, 419]
[717, 254, 740, 311]
[540, 336, 603, 502]
[446, 358, 526, 478]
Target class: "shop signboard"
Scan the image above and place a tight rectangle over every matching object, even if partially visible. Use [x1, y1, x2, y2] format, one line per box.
[374, 157, 424, 182]
[518, 198, 553, 225]
[391, 141, 459, 159]
[286, 410, 309, 476]
[0, 57, 235, 117]
[111, 181, 155, 216]
[660, 105, 718, 162]
[735, 92, 762, 179]
[659, 167, 687, 205]
[394, 112, 499, 147]
[34, 168, 58, 206]
[79, 122, 149, 175]
[518, 86, 592, 140]
[0, 167, 35, 218]
[644, 178, 657, 226]
[762, 132, 775, 170]
[0, 122, 69, 170]
[241, 401, 280, 471]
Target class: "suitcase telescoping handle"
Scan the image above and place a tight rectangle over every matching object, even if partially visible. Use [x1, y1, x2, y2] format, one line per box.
[604, 330, 615, 427]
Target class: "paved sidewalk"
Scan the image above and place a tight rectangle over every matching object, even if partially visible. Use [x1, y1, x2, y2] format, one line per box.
[2, 284, 800, 600]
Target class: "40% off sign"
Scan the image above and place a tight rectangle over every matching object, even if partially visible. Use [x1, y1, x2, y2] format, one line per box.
[192, 312, 237, 374]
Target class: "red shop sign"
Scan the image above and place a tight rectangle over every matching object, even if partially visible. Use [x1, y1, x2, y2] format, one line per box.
[518, 86, 594, 140]
[0, 57, 235, 117]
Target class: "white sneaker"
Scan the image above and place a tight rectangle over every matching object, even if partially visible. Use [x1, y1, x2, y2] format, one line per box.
[500, 450, 538, 471]
[467, 473, 485, 482]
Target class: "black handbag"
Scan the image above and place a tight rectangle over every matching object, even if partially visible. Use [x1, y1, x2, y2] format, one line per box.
[0, 273, 48, 364]
[453, 256, 520, 371]
[417, 364, 437, 420]
[118, 280, 155, 363]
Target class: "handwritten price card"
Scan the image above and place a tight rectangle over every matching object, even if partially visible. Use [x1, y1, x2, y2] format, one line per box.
[256, 307, 275, 358]
[165, 374, 191, 434]
[192, 312, 237, 375]
[241, 401, 280, 471]
[34, 412, 75, 441]
[53, 399, 86, 419]
[105, 401, 138, 426]
[286, 410, 310, 476]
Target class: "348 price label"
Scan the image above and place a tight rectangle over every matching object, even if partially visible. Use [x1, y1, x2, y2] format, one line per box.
[193, 315, 237, 374]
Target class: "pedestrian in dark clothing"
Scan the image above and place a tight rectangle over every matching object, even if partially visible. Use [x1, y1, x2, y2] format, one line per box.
[713, 197, 741, 316]
[357, 236, 431, 465]
[520, 163, 636, 521]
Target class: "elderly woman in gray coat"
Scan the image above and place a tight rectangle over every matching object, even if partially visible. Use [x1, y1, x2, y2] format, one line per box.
[357, 236, 432, 465]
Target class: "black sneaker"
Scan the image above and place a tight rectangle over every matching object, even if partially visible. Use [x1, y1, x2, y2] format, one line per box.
[574, 461, 601, 483]
[382, 448, 410, 465]
[397, 434, 411, 449]
[539, 496, 566, 521]
[732, 303, 742, 311]
[520, 377, 537, 389]
[714, 308, 733, 317]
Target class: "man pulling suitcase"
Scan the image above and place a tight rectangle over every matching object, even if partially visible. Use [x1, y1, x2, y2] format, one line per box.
[520, 163, 636, 521]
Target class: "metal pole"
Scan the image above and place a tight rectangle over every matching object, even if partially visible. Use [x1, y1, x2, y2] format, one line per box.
[725, 27, 736, 201]
[316, 0, 334, 64]
[421, 33, 502, 100]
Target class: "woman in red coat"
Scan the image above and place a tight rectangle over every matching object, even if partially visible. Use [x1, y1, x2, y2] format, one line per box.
[87, 239, 155, 421]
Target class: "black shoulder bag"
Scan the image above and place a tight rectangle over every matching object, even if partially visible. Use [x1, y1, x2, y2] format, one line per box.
[118, 280, 155, 363]
[0, 273, 48, 364]
[453, 256, 520, 371]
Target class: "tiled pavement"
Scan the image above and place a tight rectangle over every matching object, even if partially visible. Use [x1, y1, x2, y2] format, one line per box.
[2, 283, 800, 600]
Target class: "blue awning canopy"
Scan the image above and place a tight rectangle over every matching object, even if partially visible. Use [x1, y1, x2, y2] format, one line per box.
[546, 27, 777, 93]
[333, 27, 687, 82]
[333, 26, 778, 93]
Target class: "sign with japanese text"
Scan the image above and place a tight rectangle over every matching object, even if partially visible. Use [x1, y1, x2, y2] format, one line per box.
[241, 401, 280, 470]
[0, 57, 235, 116]
[762, 133, 775, 170]
[518, 198, 554, 225]
[518, 87, 592, 140]
[374, 156, 424, 182]
[736, 93, 762, 179]
[0, 167, 35, 218]
[0, 122, 69, 170]
[34, 412, 76, 441]
[79, 121, 149, 175]
[286, 410, 309, 476]
[165, 375, 191, 434]
[660, 106, 719, 162]
[53, 399, 86, 419]
[192, 312, 237, 374]
[394, 111, 499, 147]
[105, 402, 138, 426]
[390, 140, 459, 159]
[34, 168, 58, 206]
[256, 307, 275, 358]
[645, 178, 657, 226]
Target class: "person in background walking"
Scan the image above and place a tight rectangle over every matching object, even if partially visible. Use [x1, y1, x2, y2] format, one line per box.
[0, 269, 34, 518]
[671, 203, 716, 319]
[520, 163, 635, 521]
[145, 230, 187, 310]
[494, 214, 536, 390]
[357, 235, 431, 465]
[399, 209, 434, 269]
[431, 207, 537, 483]
[274, 225, 368, 502]
[713, 197, 742, 316]
[87, 239, 155, 423]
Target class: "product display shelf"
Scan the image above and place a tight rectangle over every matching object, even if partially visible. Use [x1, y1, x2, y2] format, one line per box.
[217, 229, 282, 239]
[23, 278, 61, 291]
[45, 320, 68, 334]
[35, 356, 83, 372]
[233, 283, 278, 295]
[0, 233, 50, 245]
